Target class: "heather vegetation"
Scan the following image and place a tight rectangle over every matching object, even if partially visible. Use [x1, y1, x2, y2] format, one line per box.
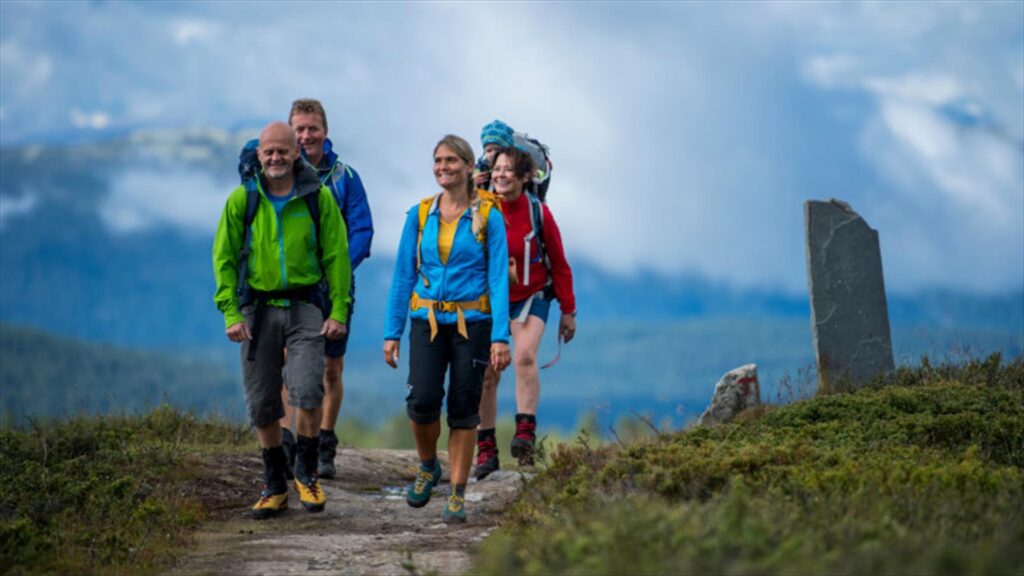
[473, 354, 1024, 575]
[1, 355, 1020, 575]
[0, 406, 252, 576]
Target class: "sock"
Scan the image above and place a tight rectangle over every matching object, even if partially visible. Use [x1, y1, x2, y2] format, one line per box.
[295, 434, 320, 481]
[453, 483, 466, 498]
[261, 446, 288, 494]
[421, 457, 438, 471]
[515, 413, 537, 424]
[477, 428, 496, 442]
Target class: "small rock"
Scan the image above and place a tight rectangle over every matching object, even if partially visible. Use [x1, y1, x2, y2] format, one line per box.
[699, 364, 760, 426]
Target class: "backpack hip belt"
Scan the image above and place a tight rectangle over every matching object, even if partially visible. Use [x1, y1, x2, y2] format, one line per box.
[410, 293, 490, 341]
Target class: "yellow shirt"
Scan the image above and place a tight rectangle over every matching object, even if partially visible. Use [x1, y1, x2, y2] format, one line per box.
[437, 217, 458, 265]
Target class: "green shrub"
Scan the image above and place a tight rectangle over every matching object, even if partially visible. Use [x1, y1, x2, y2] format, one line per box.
[475, 354, 1024, 575]
[0, 405, 251, 575]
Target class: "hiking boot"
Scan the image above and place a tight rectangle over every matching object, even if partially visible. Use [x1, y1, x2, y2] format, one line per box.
[251, 489, 288, 520]
[474, 437, 500, 480]
[510, 418, 537, 466]
[255, 445, 289, 519]
[317, 429, 338, 479]
[406, 461, 442, 508]
[442, 493, 466, 524]
[281, 428, 296, 481]
[294, 477, 326, 512]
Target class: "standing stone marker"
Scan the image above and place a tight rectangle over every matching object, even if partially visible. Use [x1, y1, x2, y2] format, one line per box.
[805, 199, 895, 392]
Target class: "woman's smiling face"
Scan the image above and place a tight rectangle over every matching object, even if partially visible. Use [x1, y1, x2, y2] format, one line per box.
[433, 144, 471, 190]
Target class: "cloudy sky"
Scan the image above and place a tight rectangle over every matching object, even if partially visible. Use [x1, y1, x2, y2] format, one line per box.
[2, 1, 1022, 295]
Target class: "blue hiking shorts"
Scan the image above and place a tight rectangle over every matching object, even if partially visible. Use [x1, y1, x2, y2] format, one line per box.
[510, 292, 551, 324]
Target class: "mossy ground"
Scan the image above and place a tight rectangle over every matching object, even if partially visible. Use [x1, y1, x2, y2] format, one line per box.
[0, 405, 253, 575]
[474, 354, 1024, 575]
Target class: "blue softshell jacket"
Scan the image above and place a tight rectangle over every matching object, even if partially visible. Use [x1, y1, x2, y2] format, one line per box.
[309, 138, 374, 271]
[384, 197, 510, 344]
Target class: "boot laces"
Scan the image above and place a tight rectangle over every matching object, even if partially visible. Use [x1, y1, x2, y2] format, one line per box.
[514, 420, 536, 441]
[476, 438, 497, 466]
[413, 468, 435, 494]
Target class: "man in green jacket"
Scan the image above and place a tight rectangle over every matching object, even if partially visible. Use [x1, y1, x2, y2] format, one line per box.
[213, 121, 351, 519]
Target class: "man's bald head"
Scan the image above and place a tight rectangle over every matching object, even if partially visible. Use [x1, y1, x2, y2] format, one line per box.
[259, 121, 298, 149]
[257, 121, 300, 184]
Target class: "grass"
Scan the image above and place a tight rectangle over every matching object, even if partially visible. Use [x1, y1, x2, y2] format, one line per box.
[473, 353, 1024, 575]
[0, 405, 253, 576]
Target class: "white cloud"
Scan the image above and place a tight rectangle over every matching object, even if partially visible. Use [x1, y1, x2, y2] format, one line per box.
[864, 73, 964, 107]
[2, 1, 1021, 293]
[100, 170, 229, 235]
[0, 193, 38, 229]
[70, 109, 111, 130]
[802, 54, 862, 89]
[171, 19, 221, 46]
[0, 40, 53, 95]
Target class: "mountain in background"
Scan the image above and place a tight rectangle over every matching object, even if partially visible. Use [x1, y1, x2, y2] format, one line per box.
[1, 130, 1021, 430]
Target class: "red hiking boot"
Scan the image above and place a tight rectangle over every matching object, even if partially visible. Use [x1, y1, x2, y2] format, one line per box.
[474, 436, 500, 480]
[510, 418, 537, 466]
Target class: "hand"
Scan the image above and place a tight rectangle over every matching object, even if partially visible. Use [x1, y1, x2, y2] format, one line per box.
[226, 322, 251, 343]
[321, 319, 346, 340]
[384, 340, 400, 369]
[490, 342, 511, 372]
[473, 170, 490, 187]
[560, 314, 576, 343]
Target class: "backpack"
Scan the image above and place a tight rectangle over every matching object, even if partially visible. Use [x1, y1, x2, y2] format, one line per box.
[513, 132, 553, 202]
[414, 190, 499, 289]
[235, 138, 322, 298]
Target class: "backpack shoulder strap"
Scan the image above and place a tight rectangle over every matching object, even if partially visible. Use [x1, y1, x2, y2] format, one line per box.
[525, 192, 552, 282]
[304, 192, 323, 271]
[236, 178, 261, 298]
[416, 195, 439, 288]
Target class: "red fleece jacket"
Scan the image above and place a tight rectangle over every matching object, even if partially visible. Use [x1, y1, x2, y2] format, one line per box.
[498, 192, 576, 315]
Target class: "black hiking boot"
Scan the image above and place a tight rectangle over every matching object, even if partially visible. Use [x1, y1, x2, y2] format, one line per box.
[281, 427, 296, 480]
[317, 428, 338, 479]
[295, 434, 325, 512]
[254, 446, 289, 520]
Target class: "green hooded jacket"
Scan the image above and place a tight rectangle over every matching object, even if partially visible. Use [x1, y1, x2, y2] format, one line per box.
[212, 162, 351, 329]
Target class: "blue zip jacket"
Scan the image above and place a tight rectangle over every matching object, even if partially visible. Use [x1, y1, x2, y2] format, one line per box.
[384, 195, 510, 344]
[307, 138, 374, 271]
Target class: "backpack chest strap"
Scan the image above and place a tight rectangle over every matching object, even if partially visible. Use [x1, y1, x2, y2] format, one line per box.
[410, 293, 490, 341]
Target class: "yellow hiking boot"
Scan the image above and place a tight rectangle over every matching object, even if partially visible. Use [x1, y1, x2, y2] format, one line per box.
[252, 490, 288, 520]
[294, 478, 326, 512]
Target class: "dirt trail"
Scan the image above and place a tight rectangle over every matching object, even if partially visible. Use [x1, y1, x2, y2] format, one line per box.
[169, 448, 525, 576]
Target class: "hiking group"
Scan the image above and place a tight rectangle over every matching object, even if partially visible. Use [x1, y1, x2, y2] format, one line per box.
[212, 104, 577, 524]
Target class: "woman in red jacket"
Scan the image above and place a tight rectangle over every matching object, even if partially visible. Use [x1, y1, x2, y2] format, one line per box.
[475, 146, 577, 478]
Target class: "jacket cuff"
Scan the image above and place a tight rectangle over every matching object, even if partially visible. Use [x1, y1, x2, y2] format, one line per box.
[224, 310, 245, 329]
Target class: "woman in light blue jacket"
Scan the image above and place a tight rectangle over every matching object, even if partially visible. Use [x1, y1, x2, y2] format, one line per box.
[384, 134, 511, 524]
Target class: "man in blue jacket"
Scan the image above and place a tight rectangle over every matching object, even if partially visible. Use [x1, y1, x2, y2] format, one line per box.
[280, 98, 374, 479]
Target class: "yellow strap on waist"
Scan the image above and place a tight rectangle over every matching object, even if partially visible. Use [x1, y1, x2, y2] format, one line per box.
[410, 293, 491, 341]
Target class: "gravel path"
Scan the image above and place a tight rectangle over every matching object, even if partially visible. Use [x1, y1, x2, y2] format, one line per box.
[168, 448, 525, 576]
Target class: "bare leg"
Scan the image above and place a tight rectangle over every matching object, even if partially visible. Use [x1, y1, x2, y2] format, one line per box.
[410, 420, 441, 462]
[278, 348, 295, 432]
[296, 407, 320, 439]
[255, 421, 283, 448]
[512, 317, 546, 415]
[448, 428, 476, 486]
[320, 356, 344, 430]
[478, 367, 501, 429]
